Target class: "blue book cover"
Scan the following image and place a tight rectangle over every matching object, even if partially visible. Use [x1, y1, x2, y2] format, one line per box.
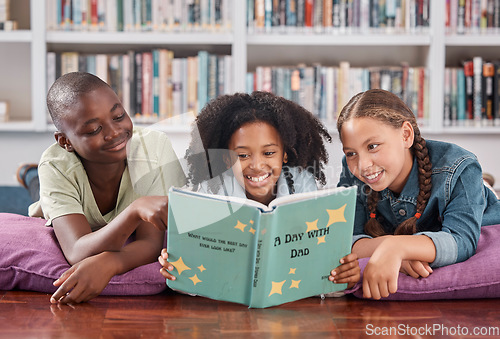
[166, 185, 356, 308]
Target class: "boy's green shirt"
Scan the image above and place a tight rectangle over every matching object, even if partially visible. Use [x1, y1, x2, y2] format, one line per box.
[29, 127, 186, 230]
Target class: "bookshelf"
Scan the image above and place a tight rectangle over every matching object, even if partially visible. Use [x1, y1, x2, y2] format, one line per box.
[1, 0, 500, 187]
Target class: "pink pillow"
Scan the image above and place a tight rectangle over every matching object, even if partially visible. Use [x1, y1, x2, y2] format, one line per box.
[0, 213, 166, 295]
[345, 224, 500, 300]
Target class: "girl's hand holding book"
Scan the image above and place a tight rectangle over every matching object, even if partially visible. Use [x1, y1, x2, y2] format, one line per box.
[158, 248, 176, 280]
[329, 253, 360, 289]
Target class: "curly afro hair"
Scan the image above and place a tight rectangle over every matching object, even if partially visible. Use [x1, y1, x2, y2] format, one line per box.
[185, 91, 332, 192]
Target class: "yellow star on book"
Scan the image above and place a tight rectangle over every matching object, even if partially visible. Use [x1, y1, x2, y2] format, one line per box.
[326, 204, 347, 227]
[171, 257, 191, 275]
[305, 219, 319, 233]
[198, 265, 206, 272]
[249, 227, 256, 235]
[249, 220, 254, 224]
[290, 280, 301, 289]
[289, 268, 296, 274]
[189, 274, 202, 285]
[317, 236, 326, 244]
[234, 220, 247, 232]
[268, 280, 286, 296]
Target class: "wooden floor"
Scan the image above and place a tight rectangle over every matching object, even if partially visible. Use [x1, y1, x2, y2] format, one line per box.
[1, 290, 499, 338]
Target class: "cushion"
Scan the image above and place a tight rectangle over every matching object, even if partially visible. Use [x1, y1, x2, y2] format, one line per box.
[0, 213, 167, 295]
[345, 224, 500, 300]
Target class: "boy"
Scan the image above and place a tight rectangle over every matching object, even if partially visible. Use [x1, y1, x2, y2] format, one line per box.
[29, 72, 185, 304]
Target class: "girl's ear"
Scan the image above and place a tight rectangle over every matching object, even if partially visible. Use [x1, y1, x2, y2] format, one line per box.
[402, 121, 414, 148]
[283, 152, 288, 164]
[54, 132, 74, 152]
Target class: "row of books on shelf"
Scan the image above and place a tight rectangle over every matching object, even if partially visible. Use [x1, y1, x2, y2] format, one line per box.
[0, 0, 17, 31]
[446, 0, 500, 35]
[46, 0, 232, 32]
[47, 50, 233, 124]
[445, 57, 500, 127]
[246, 62, 429, 126]
[247, 0, 430, 34]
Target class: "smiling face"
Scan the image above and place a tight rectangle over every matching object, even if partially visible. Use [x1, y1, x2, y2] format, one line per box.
[340, 117, 414, 194]
[55, 86, 133, 168]
[227, 121, 286, 205]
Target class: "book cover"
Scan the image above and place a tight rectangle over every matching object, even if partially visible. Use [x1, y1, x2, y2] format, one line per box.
[166, 185, 356, 308]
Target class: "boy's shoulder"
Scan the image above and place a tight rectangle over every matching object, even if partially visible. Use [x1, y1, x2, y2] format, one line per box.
[39, 142, 81, 170]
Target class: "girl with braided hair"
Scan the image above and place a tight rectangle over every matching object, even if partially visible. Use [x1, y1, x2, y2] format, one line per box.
[159, 91, 361, 290]
[337, 89, 500, 300]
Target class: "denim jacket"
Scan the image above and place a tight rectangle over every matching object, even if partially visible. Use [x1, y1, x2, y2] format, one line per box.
[338, 139, 500, 268]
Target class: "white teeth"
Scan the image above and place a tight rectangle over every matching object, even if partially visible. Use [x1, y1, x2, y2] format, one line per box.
[365, 171, 381, 180]
[246, 173, 270, 182]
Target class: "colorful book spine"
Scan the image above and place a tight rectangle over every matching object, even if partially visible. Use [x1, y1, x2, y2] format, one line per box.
[473, 56, 483, 126]
[198, 50, 209, 111]
[152, 49, 160, 118]
[457, 68, 466, 126]
[494, 61, 500, 126]
[141, 51, 153, 118]
[482, 61, 495, 125]
[463, 60, 475, 123]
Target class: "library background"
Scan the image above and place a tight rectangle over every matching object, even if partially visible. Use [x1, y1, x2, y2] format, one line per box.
[0, 0, 499, 191]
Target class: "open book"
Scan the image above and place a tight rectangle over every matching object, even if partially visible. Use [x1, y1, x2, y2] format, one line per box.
[166, 185, 357, 308]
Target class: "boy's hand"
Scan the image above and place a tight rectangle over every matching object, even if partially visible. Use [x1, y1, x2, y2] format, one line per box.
[50, 252, 117, 304]
[158, 248, 176, 280]
[400, 260, 433, 278]
[329, 253, 360, 289]
[133, 196, 170, 231]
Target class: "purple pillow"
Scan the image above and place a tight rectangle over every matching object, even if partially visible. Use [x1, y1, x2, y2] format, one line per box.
[0, 213, 166, 295]
[345, 224, 500, 300]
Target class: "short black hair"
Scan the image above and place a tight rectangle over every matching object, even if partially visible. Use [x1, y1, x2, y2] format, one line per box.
[185, 91, 332, 191]
[47, 72, 110, 130]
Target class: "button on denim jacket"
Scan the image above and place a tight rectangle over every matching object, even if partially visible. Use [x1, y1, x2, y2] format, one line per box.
[338, 139, 500, 268]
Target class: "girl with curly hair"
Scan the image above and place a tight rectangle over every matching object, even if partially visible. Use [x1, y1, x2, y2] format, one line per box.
[160, 91, 360, 290]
